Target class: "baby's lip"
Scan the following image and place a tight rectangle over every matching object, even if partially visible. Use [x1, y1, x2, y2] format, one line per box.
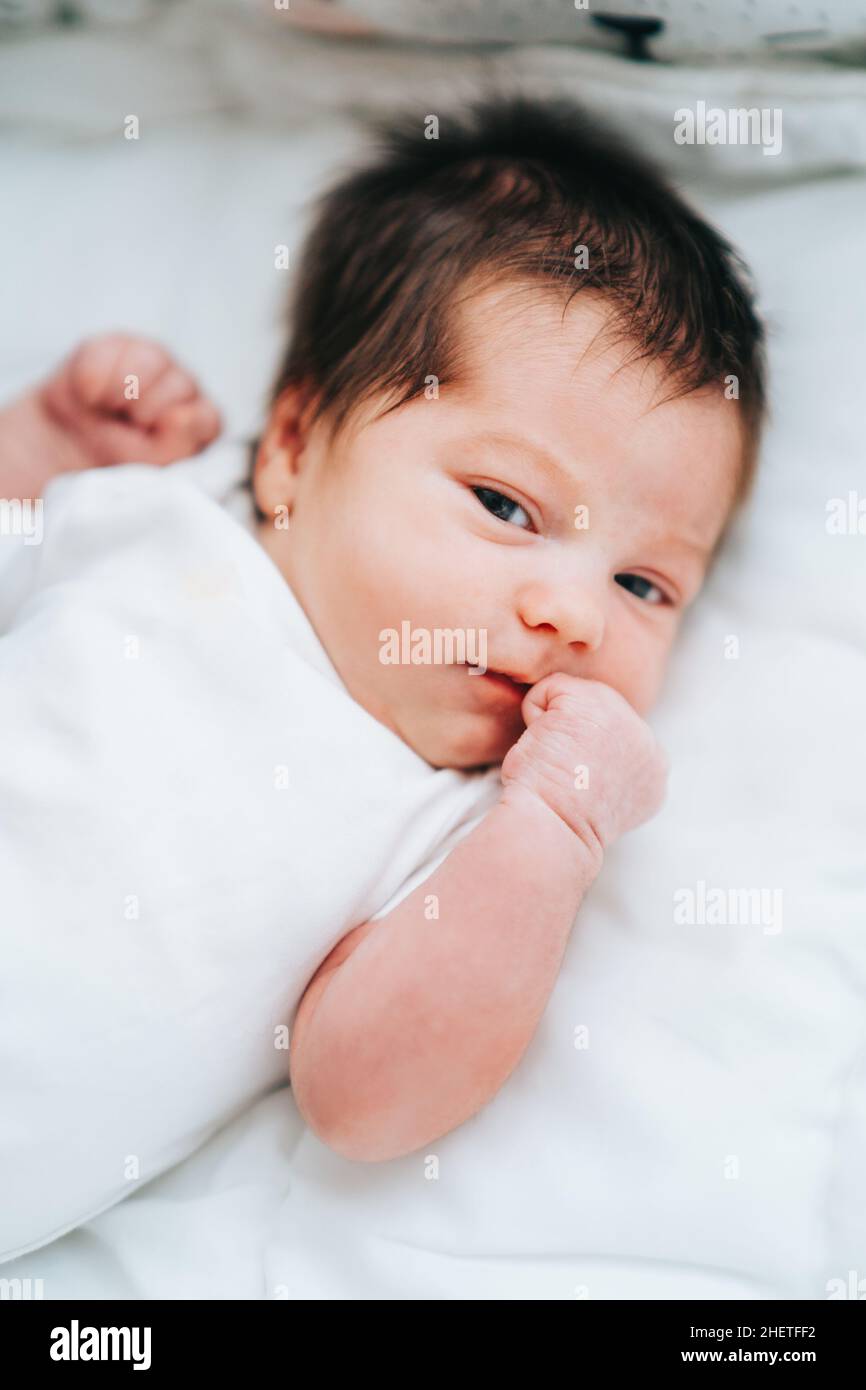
[469, 664, 534, 688]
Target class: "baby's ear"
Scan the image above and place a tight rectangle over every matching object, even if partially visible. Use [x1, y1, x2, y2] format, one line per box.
[252, 384, 318, 519]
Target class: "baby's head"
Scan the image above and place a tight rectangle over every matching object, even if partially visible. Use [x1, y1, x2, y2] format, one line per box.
[253, 96, 766, 770]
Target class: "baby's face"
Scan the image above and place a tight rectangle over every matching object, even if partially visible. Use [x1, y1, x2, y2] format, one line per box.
[256, 283, 743, 769]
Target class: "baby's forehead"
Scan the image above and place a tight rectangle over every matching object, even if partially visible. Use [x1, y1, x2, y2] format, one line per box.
[452, 280, 680, 417]
[442, 284, 743, 552]
[454, 278, 613, 364]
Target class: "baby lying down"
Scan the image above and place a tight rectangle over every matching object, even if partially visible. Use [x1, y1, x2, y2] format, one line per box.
[0, 97, 766, 1169]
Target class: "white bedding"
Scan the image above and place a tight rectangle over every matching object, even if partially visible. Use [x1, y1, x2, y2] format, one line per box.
[1, 7, 864, 1299]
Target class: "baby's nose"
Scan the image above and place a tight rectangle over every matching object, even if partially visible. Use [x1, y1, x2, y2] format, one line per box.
[517, 580, 605, 652]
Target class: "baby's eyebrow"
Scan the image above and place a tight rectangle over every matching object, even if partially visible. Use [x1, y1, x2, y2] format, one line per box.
[653, 533, 711, 559]
[462, 429, 573, 485]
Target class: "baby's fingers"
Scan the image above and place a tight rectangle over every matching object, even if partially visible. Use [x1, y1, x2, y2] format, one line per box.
[520, 671, 612, 727]
[66, 335, 172, 414]
[148, 397, 222, 463]
[129, 366, 199, 430]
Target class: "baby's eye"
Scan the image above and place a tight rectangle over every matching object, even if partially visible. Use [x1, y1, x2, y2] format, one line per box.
[472, 486, 532, 530]
[615, 573, 668, 605]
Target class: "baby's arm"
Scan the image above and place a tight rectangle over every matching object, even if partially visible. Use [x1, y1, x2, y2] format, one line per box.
[289, 673, 668, 1163]
[291, 789, 599, 1163]
[0, 392, 85, 500]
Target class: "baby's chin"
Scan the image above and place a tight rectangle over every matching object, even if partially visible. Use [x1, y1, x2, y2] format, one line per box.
[405, 707, 524, 772]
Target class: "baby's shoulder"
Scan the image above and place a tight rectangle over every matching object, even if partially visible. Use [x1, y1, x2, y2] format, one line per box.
[44, 460, 213, 531]
[41, 463, 240, 571]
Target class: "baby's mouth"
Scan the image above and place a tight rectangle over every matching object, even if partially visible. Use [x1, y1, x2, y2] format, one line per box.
[467, 664, 532, 698]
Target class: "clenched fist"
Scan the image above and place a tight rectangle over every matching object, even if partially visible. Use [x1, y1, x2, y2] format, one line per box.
[500, 672, 669, 861]
[41, 333, 221, 469]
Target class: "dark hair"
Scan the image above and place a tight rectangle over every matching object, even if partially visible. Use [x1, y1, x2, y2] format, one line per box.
[259, 92, 767, 522]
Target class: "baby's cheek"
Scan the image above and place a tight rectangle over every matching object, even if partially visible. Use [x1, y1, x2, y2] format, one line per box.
[605, 643, 669, 719]
[633, 656, 669, 717]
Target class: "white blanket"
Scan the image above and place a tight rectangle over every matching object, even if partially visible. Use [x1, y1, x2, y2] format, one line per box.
[0, 456, 499, 1262]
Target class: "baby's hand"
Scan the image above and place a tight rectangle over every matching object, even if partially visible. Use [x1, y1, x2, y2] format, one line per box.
[500, 672, 668, 861]
[40, 333, 221, 470]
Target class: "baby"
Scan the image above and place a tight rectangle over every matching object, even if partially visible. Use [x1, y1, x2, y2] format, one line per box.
[1, 96, 766, 1163]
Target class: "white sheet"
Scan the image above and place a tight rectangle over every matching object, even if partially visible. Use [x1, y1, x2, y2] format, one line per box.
[1, 11, 864, 1300]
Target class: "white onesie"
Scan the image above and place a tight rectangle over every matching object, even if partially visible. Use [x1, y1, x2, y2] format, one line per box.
[0, 445, 501, 1261]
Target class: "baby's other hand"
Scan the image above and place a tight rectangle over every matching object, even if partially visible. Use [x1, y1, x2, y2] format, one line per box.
[40, 333, 221, 470]
[500, 672, 668, 860]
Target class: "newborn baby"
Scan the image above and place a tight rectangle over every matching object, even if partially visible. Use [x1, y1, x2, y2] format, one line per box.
[1, 96, 766, 1166]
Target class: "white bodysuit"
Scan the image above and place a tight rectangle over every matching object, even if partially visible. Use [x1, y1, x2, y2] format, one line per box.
[0, 446, 500, 1260]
